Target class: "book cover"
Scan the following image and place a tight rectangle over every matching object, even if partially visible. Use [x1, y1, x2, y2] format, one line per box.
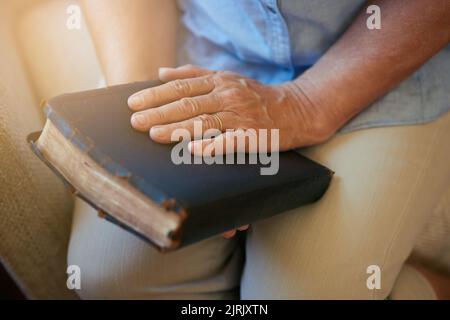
[28, 80, 333, 251]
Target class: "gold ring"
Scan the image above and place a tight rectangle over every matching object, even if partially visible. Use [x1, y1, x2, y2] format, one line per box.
[212, 113, 224, 132]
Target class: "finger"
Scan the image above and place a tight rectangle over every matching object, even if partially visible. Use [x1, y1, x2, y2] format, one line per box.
[149, 112, 229, 144]
[188, 128, 279, 155]
[188, 129, 257, 156]
[130, 93, 222, 132]
[128, 75, 215, 111]
[237, 225, 250, 231]
[159, 65, 214, 82]
[223, 230, 237, 239]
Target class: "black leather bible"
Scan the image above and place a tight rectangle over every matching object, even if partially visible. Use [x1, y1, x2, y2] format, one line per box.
[28, 80, 333, 251]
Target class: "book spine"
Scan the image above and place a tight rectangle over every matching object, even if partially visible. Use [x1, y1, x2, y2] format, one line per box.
[27, 131, 167, 251]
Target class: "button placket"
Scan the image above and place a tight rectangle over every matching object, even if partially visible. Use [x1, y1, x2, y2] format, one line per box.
[264, 0, 291, 68]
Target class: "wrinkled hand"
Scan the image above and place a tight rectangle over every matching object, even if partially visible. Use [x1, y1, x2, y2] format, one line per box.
[128, 64, 335, 154]
[128, 64, 336, 237]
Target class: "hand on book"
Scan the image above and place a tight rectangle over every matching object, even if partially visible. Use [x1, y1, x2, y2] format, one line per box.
[127, 64, 338, 155]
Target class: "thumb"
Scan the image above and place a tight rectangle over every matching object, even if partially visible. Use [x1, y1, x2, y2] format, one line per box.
[188, 130, 257, 156]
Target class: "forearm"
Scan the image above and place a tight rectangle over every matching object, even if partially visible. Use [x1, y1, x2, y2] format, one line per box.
[81, 0, 178, 85]
[295, 0, 450, 133]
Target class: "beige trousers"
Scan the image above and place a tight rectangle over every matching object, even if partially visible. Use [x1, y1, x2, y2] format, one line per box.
[68, 111, 450, 299]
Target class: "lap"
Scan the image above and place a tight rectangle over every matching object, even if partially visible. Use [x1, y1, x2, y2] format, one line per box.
[68, 199, 243, 299]
[68, 112, 450, 299]
[241, 111, 450, 299]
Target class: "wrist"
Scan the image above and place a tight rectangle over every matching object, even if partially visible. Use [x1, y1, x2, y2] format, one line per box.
[282, 79, 341, 144]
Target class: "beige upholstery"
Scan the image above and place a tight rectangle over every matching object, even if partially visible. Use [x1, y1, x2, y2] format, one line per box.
[0, 0, 101, 299]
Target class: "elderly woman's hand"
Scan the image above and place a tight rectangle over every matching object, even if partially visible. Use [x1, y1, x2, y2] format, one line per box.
[128, 64, 337, 154]
[128, 64, 338, 238]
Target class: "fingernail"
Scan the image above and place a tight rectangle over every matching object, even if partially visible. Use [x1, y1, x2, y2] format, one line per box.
[223, 230, 236, 239]
[150, 126, 165, 139]
[158, 67, 174, 81]
[128, 94, 143, 109]
[238, 225, 250, 231]
[158, 67, 173, 75]
[131, 114, 146, 127]
[159, 67, 173, 78]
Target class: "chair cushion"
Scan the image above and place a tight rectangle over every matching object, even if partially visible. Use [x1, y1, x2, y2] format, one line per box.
[0, 0, 101, 299]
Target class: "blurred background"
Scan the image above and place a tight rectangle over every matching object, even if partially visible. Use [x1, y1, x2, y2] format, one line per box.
[0, 0, 103, 299]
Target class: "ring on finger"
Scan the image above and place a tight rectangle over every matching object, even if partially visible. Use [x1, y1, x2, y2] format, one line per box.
[211, 113, 224, 132]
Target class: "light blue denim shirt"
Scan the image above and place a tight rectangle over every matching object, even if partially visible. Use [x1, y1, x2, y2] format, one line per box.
[177, 0, 450, 133]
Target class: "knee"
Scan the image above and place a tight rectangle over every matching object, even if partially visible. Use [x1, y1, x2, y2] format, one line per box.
[67, 199, 162, 299]
[240, 259, 391, 300]
[67, 201, 242, 299]
[68, 231, 242, 299]
[67, 225, 144, 299]
[66, 251, 115, 299]
[240, 217, 392, 299]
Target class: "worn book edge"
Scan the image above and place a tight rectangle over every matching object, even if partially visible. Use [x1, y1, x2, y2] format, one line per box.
[43, 83, 182, 213]
[29, 120, 185, 251]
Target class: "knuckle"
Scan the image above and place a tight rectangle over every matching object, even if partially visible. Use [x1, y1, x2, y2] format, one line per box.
[144, 87, 161, 102]
[222, 88, 241, 100]
[171, 79, 191, 96]
[150, 109, 166, 123]
[210, 92, 223, 109]
[198, 114, 216, 129]
[212, 72, 227, 86]
[179, 97, 200, 114]
[203, 75, 214, 87]
[215, 70, 228, 77]
[217, 70, 237, 80]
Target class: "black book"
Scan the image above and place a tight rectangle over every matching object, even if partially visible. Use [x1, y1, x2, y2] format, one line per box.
[28, 80, 333, 251]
